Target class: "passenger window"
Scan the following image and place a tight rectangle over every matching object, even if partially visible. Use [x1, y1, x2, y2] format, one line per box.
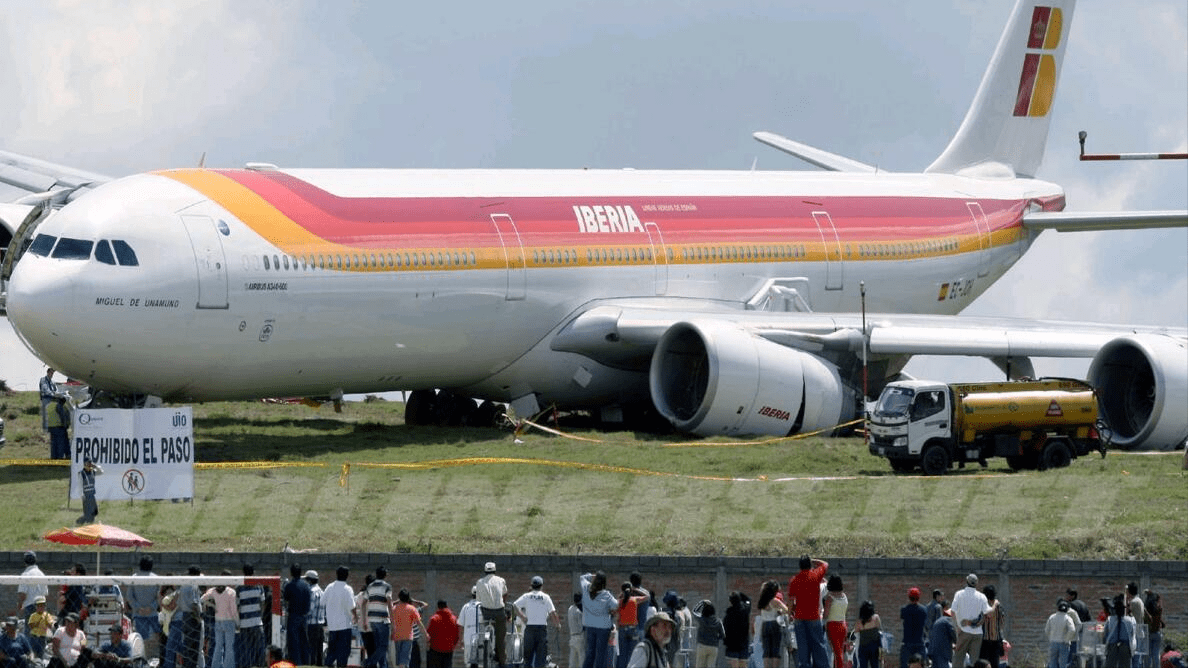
[28, 234, 57, 257]
[95, 240, 117, 265]
[264, 255, 271, 270]
[283, 256, 290, 270]
[50, 237, 93, 260]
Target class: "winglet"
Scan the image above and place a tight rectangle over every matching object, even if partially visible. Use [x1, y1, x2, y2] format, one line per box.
[926, 1, 1075, 178]
[753, 132, 878, 173]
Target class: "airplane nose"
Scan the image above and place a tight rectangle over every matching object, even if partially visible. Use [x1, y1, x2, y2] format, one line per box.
[5, 257, 82, 366]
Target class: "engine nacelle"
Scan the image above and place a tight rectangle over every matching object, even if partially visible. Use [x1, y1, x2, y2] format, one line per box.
[1088, 334, 1188, 450]
[648, 320, 855, 437]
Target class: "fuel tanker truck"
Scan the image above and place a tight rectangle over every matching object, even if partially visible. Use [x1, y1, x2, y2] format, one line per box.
[867, 378, 1107, 475]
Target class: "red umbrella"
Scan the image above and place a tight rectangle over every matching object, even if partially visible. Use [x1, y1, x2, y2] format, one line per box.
[44, 523, 153, 570]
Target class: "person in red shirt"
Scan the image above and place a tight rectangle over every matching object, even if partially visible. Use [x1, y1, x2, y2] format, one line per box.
[426, 600, 459, 668]
[787, 555, 831, 668]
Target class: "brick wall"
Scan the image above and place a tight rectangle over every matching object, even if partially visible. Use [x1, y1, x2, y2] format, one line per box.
[4, 553, 1183, 668]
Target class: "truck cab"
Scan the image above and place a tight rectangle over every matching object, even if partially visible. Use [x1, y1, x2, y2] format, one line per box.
[867, 380, 954, 472]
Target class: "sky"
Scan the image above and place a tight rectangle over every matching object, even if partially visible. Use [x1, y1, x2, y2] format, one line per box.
[1, 0, 1185, 393]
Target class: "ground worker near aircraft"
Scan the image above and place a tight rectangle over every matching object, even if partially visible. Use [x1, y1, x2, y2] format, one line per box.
[39, 367, 57, 431]
[47, 394, 71, 460]
[78, 457, 104, 524]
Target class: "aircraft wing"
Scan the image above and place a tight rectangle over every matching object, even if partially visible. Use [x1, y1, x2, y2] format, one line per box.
[1023, 210, 1188, 231]
[551, 301, 1188, 449]
[0, 148, 112, 204]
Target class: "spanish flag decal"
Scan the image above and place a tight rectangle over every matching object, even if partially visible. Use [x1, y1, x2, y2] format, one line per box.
[1014, 6, 1062, 117]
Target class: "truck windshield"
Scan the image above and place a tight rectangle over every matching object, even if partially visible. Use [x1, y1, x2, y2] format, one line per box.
[874, 386, 914, 417]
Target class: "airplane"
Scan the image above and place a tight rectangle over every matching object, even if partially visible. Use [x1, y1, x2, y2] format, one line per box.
[1, 0, 1185, 449]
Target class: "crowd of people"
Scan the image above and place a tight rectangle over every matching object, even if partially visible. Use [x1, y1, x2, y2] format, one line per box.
[5, 552, 1181, 668]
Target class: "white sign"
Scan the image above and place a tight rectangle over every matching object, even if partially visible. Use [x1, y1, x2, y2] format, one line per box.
[70, 407, 194, 501]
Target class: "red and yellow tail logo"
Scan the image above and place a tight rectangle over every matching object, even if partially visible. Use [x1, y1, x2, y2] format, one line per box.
[1014, 6, 1063, 117]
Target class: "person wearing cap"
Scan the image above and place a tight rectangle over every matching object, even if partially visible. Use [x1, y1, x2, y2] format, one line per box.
[786, 555, 830, 668]
[16, 552, 47, 625]
[27, 595, 55, 658]
[900, 587, 927, 668]
[200, 571, 239, 668]
[304, 570, 325, 667]
[322, 566, 355, 668]
[514, 577, 560, 668]
[1, 616, 36, 668]
[1046, 600, 1078, 668]
[456, 587, 482, 668]
[77, 457, 104, 525]
[950, 575, 991, 668]
[475, 562, 509, 668]
[628, 612, 676, 668]
[49, 612, 87, 668]
[92, 624, 133, 668]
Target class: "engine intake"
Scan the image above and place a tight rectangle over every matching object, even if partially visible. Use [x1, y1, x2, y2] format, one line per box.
[1087, 334, 1188, 450]
[648, 321, 855, 437]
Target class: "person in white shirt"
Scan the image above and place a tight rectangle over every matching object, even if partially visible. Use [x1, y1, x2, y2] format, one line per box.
[1045, 600, 1077, 668]
[476, 562, 509, 668]
[514, 577, 561, 668]
[322, 566, 356, 668]
[457, 588, 483, 668]
[950, 574, 991, 668]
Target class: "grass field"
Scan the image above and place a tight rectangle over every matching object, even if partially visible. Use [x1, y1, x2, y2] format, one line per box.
[2, 389, 1185, 558]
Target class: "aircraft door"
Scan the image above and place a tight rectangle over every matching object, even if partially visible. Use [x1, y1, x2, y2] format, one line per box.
[180, 214, 229, 309]
[644, 222, 668, 295]
[812, 211, 844, 290]
[490, 214, 527, 300]
[966, 202, 992, 277]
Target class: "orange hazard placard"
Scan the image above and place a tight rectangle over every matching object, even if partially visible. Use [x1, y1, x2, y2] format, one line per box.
[1046, 400, 1063, 417]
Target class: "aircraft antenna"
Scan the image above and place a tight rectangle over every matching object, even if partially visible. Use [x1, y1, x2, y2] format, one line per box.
[860, 281, 868, 402]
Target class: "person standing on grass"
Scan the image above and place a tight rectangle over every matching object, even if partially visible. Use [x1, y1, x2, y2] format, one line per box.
[787, 555, 830, 668]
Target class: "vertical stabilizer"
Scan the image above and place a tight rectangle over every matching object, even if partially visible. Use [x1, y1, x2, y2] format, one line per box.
[926, 0, 1075, 177]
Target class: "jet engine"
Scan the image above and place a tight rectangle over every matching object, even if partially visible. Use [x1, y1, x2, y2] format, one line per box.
[1087, 334, 1188, 450]
[648, 320, 856, 437]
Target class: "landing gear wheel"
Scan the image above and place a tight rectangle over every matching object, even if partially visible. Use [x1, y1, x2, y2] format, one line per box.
[404, 389, 437, 426]
[1040, 441, 1072, 470]
[920, 445, 950, 476]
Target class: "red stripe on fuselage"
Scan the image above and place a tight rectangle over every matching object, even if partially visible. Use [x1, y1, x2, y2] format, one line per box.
[209, 169, 1027, 252]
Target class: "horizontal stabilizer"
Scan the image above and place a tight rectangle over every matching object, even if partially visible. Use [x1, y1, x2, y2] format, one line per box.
[1023, 210, 1188, 232]
[752, 131, 877, 172]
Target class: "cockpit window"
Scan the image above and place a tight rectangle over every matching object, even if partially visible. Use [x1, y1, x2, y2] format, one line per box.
[51, 237, 94, 260]
[112, 240, 139, 266]
[95, 240, 117, 265]
[28, 234, 57, 257]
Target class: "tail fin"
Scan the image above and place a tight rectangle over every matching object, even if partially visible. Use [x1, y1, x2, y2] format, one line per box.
[926, 0, 1075, 178]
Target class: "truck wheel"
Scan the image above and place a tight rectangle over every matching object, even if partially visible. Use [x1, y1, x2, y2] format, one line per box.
[889, 459, 914, 473]
[921, 445, 950, 476]
[1040, 441, 1072, 470]
[1006, 455, 1026, 471]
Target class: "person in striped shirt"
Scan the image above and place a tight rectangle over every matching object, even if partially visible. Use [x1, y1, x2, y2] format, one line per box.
[367, 567, 395, 668]
[237, 564, 266, 668]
